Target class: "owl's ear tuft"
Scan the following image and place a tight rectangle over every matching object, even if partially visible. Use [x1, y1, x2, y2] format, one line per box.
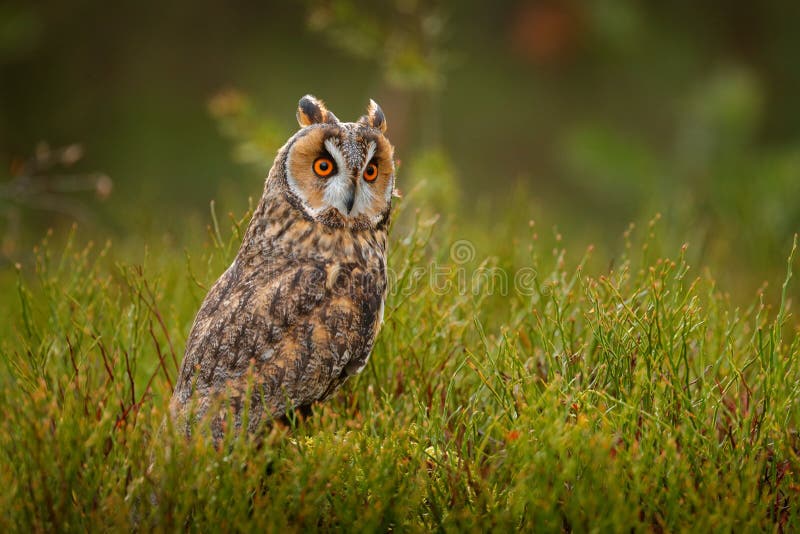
[297, 95, 338, 127]
[359, 99, 387, 133]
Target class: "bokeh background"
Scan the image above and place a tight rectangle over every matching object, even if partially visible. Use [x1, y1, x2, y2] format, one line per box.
[2, 0, 799, 298]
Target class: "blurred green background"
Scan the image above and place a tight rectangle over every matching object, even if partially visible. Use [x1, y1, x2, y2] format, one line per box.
[2, 0, 799, 296]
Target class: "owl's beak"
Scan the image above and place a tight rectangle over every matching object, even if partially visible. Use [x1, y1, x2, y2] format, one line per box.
[344, 178, 356, 214]
[329, 174, 357, 217]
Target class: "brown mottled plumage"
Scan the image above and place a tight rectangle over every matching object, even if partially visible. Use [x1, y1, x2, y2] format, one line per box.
[170, 95, 395, 438]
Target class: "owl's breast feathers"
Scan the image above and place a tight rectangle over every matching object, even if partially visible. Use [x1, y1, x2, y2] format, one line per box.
[170, 196, 388, 432]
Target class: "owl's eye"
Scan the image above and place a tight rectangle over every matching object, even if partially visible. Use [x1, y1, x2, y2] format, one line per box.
[313, 157, 335, 177]
[363, 162, 378, 182]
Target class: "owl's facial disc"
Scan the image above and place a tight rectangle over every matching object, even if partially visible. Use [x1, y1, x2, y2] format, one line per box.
[284, 96, 394, 228]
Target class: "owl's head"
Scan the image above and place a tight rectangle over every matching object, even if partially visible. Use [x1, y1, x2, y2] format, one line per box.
[276, 95, 395, 230]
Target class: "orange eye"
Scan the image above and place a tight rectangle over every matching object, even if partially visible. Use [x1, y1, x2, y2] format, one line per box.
[313, 157, 335, 177]
[363, 162, 378, 182]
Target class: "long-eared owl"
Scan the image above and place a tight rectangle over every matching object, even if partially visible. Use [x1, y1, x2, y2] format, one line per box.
[170, 95, 395, 438]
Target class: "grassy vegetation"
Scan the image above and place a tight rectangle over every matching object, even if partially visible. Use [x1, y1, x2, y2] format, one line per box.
[1, 183, 799, 531]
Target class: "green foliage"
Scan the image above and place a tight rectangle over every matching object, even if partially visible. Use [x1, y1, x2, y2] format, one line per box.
[0, 3, 42, 62]
[305, 0, 446, 90]
[208, 90, 287, 171]
[2, 189, 799, 530]
[558, 65, 800, 280]
[402, 148, 459, 215]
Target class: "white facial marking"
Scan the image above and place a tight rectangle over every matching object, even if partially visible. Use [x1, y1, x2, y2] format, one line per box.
[324, 138, 347, 172]
[322, 139, 354, 215]
[363, 141, 376, 170]
[351, 141, 381, 219]
[350, 178, 377, 218]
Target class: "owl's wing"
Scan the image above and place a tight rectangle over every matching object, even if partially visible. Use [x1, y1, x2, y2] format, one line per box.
[173, 257, 322, 399]
[171, 255, 385, 422]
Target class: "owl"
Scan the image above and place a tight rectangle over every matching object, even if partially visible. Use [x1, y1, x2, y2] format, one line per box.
[170, 95, 395, 439]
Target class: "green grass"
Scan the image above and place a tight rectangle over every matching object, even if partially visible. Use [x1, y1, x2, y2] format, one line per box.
[1, 191, 799, 531]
